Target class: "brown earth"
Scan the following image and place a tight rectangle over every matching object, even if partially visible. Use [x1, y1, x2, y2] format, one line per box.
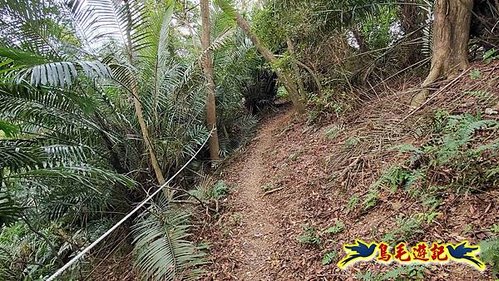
[198, 61, 499, 280]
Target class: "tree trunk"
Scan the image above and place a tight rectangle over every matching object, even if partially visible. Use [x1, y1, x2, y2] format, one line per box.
[131, 79, 166, 185]
[201, 0, 221, 163]
[123, 0, 165, 186]
[232, 10, 306, 113]
[411, 0, 473, 107]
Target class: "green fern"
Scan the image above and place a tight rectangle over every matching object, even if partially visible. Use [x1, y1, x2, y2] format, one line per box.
[356, 265, 425, 281]
[347, 195, 360, 211]
[383, 214, 424, 243]
[321, 251, 337, 265]
[480, 238, 499, 277]
[190, 179, 230, 202]
[465, 90, 497, 105]
[324, 125, 343, 140]
[297, 225, 321, 246]
[363, 187, 379, 210]
[372, 166, 419, 193]
[323, 221, 345, 235]
[429, 114, 498, 166]
[374, 113, 499, 201]
[356, 270, 378, 281]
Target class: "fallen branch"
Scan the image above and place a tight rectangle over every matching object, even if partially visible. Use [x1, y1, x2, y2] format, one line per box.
[338, 156, 362, 182]
[296, 60, 323, 96]
[400, 68, 471, 123]
[263, 186, 285, 196]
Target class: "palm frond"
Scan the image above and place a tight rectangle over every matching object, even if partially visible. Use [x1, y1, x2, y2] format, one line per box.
[132, 199, 205, 281]
[0, 191, 22, 226]
[0, 120, 19, 138]
[0, 0, 70, 58]
[71, 0, 150, 58]
[0, 139, 47, 172]
[0, 47, 111, 87]
[12, 166, 133, 190]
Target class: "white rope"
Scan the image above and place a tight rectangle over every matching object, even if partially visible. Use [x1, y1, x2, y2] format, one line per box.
[46, 130, 214, 281]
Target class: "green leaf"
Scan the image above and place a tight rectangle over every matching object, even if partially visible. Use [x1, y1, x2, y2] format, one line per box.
[132, 200, 206, 281]
[0, 47, 48, 65]
[0, 120, 19, 138]
[322, 251, 337, 265]
[323, 221, 345, 235]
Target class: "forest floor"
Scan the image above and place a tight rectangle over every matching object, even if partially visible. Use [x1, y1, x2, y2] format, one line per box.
[197, 61, 499, 280]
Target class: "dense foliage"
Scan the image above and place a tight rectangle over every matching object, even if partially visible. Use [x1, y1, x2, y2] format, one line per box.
[0, 0, 497, 280]
[0, 0, 264, 279]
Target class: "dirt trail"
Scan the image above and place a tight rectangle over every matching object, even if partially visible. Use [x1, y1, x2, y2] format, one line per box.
[203, 64, 499, 280]
[218, 111, 291, 280]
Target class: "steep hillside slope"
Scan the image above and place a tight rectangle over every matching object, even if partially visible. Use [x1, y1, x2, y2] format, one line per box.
[198, 61, 499, 280]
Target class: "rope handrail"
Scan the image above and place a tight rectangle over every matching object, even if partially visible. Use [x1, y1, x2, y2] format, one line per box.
[46, 129, 214, 281]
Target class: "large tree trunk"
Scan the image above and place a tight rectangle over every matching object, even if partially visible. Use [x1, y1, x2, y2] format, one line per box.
[412, 0, 474, 107]
[232, 10, 306, 113]
[201, 0, 221, 163]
